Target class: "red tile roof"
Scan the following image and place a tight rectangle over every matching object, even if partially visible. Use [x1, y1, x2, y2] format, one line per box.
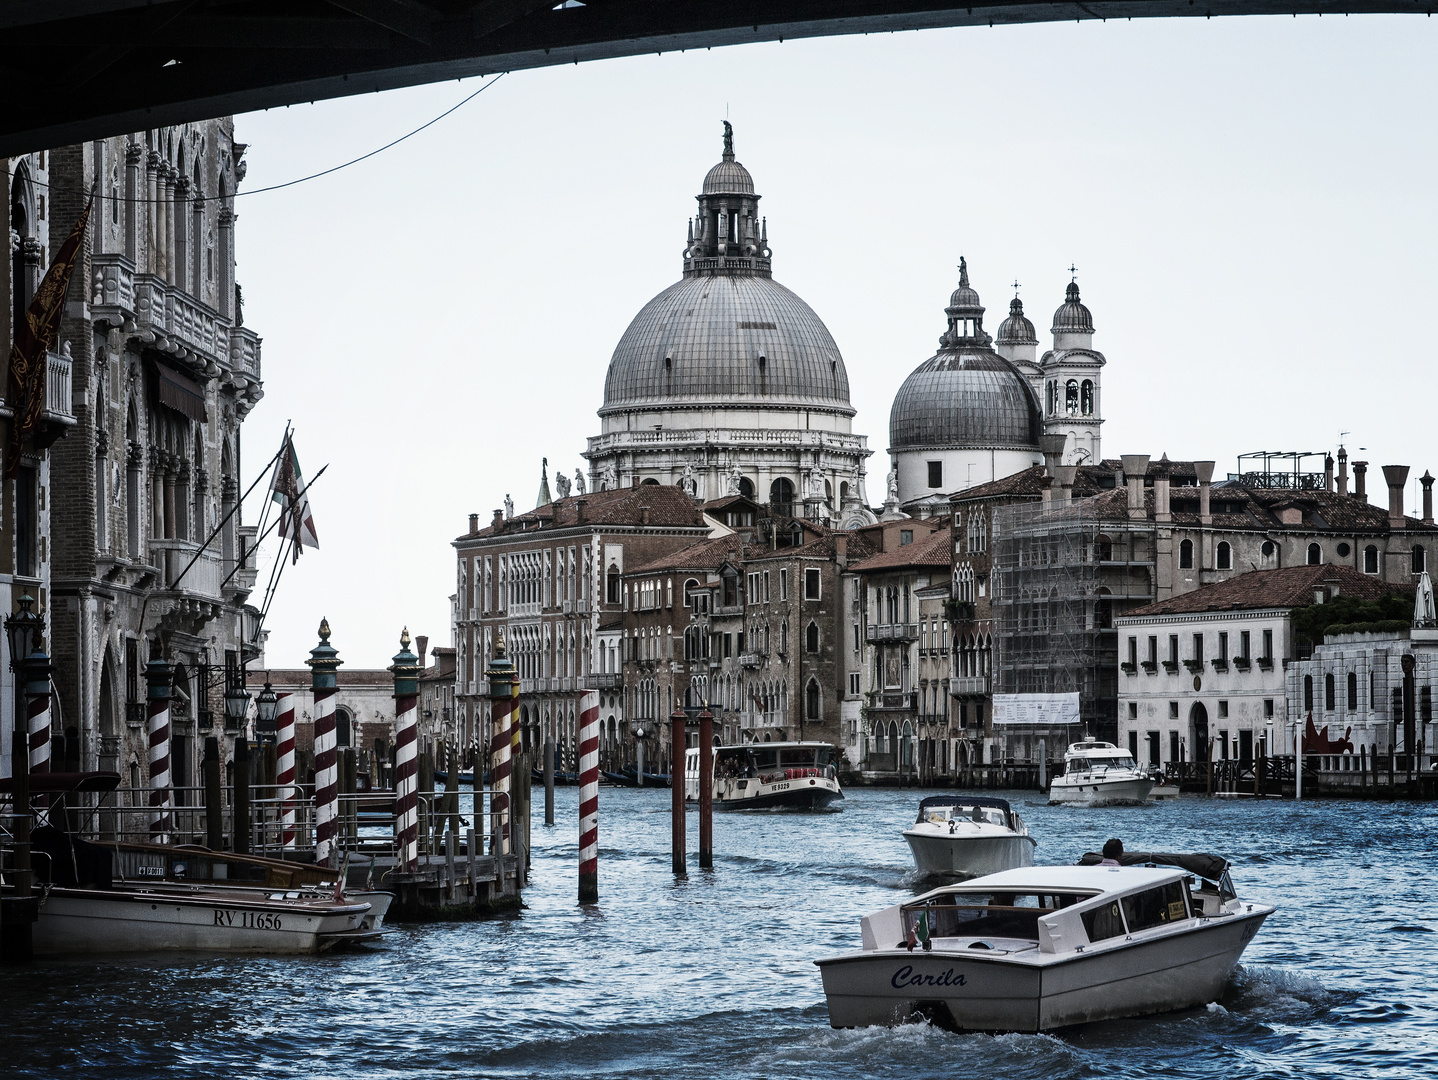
[1121, 563, 1410, 618]
[849, 527, 953, 573]
[458, 485, 707, 541]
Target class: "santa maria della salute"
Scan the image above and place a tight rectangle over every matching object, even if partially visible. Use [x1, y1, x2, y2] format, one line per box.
[582, 122, 1108, 518]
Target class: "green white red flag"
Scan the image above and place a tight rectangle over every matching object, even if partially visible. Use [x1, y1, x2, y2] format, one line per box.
[270, 434, 318, 563]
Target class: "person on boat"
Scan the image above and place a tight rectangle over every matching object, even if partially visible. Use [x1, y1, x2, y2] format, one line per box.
[1100, 838, 1124, 865]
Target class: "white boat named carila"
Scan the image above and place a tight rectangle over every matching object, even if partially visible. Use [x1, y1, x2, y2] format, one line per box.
[902, 796, 1036, 879]
[816, 853, 1272, 1032]
[1048, 738, 1155, 806]
[685, 742, 843, 811]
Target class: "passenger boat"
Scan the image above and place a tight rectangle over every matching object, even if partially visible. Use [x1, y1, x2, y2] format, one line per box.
[684, 742, 843, 811]
[1048, 738, 1155, 806]
[902, 796, 1036, 878]
[816, 853, 1272, 1032]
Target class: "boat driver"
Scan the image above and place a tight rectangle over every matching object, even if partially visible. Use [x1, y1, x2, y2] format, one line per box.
[1100, 838, 1124, 866]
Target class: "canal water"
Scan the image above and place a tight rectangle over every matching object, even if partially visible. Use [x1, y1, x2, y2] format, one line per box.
[3, 788, 1435, 1079]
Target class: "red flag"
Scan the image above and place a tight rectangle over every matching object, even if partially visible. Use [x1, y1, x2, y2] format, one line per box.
[7, 195, 92, 478]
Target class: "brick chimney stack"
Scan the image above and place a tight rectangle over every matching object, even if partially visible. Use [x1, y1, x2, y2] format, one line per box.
[1422, 471, 1434, 525]
[1121, 455, 1149, 521]
[1353, 460, 1368, 502]
[1195, 461, 1215, 525]
[1382, 465, 1410, 528]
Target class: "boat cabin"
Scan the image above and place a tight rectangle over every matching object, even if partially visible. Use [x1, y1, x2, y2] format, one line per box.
[912, 795, 1019, 830]
[712, 743, 838, 784]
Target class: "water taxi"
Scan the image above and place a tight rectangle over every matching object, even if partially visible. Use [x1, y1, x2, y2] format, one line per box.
[902, 796, 1036, 878]
[1049, 738, 1155, 806]
[684, 742, 843, 811]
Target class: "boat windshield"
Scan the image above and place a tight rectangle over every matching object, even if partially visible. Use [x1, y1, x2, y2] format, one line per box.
[903, 892, 1090, 942]
[1069, 754, 1136, 773]
[747, 745, 835, 778]
[921, 806, 1009, 828]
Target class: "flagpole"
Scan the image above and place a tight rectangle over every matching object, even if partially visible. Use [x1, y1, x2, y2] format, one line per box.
[216, 463, 328, 595]
[165, 440, 287, 591]
[250, 421, 292, 550]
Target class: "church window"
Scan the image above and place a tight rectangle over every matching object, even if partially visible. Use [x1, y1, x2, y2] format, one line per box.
[1065, 380, 1079, 416]
[1308, 543, 1322, 566]
[1179, 539, 1193, 570]
[1081, 379, 1094, 416]
[1364, 545, 1379, 574]
[927, 461, 943, 488]
[738, 477, 754, 499]
[769, 478, 794, 514]
[1216, 541, 1232, 570]
[1412, 544, 1426, 574]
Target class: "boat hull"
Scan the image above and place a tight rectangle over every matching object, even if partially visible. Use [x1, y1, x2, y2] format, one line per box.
[903, 832, 1035, 878]
[1049, 776, 1155, 806]
[28, 887, 370, 956]
[709, 775, 844, 811]
[818, 909, 1270, 1032]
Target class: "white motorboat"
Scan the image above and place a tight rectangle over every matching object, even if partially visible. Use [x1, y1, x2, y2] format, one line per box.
[902, 796, 1036, 878]
[1049, 738, 1155, 806]
[684, 742, 843, 811]
[816, 853, 1272, 1032]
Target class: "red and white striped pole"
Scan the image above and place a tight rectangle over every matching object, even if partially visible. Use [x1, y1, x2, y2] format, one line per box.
[145, 646, 174, 842]
[391, 628, 421, 872]
[578, 689, 600, 902]
[275, 692, 297, 849]
[486, 635, 516, 856]
[308, 618, 343, 867]
[23, 640, 53, 810]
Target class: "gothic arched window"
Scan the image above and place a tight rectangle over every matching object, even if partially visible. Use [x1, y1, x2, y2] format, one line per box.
[1080, 379, 1094, 415]
[805, 679, 821, 720]
[806, 621, 819, 653]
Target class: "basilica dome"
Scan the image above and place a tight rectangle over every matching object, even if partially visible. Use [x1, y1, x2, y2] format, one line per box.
[889, 262, 1041, 451]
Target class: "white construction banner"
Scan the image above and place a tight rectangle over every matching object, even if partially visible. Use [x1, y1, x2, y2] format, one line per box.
[992, 693, 1082, 726]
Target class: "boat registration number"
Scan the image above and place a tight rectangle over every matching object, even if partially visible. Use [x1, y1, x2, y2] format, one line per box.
[771, 782, 790, 791]
[213, 909, 283, 930]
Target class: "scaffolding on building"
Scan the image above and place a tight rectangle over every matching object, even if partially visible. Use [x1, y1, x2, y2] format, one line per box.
[990, 500, 1155, 739]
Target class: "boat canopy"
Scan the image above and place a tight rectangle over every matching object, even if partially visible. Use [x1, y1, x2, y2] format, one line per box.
[1075, 851, 1229, 882]
[917, 795, 1012, 814]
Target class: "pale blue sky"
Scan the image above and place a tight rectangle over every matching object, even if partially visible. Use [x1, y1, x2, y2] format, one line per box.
[234, 15, 1438, 667]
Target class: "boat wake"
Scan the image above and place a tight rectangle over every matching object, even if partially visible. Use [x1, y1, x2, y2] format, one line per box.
[1222, 964, 1352, 1021]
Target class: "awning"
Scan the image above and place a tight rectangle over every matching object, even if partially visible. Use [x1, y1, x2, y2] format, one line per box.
[155, 363, 208, 422]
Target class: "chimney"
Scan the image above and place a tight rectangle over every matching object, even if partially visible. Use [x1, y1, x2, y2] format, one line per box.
[1040, 472, 1054, 511]
[1054, 465, 1077, 508]
[1153, 455, 1172, 523]
[1382, 465, 1410, 528]
[640, 505, 650, 526]
[416, 635, 429, 669]
[1324, 454, 1335, 493]
[835, 534, 848, 564]
[1353, 460, 1368, 502]
[1337, 446, 1349, 497]
[576, 499, 587, 523]
[470, 512, 481, 532]
[1194, 461, 1215, 526]
[1121, 454, 1149, 521]
[1039, 434, 1067, 475]
[1422, 471, 1434, 525]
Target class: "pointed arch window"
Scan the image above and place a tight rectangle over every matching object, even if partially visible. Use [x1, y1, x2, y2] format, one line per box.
[805, 621, 819, 653]
[805, 679, 821, 720]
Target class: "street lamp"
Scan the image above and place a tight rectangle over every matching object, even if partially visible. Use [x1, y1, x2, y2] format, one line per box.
[224, 677, 251, 734]
[5, 593, 42, 675]
[254, 679, 278, 743]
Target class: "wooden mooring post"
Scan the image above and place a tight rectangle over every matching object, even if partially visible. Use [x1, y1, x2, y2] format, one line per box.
[670, 706, 687, 877]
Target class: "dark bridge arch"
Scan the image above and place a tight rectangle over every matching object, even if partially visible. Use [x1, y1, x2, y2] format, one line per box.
[0, 2, 1423, 156]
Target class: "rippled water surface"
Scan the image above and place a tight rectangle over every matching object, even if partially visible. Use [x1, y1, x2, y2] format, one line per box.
[3, 789, 1435, 1079]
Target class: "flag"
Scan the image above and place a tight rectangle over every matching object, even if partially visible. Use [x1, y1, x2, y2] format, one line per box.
[6, 195, 93, 478]
[270, 435, 319, 563]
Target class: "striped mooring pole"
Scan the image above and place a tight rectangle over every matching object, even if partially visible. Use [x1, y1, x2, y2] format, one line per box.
[145, 643, 174, 842]
[578, 689, 600, 902]
[670, 705, 687, 877]
[24, 639, 52, 809]
[391, 628, 421, 872]
[275, 691, 297, 848]
[308, 618, 343, 867]
[486, 634, 517, 855]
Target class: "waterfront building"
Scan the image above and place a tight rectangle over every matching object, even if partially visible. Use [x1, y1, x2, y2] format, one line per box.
[452, 483, 710, 777]
[584, 125, 874, 524]
[1116, 563, 1403, 773]
[1, 149, 78, 776]
[247, 662, 396, 783]
[37, 122, 265, 800]
[888, 265, 1107, 512]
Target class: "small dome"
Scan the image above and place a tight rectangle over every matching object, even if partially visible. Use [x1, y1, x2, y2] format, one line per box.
[703, 158, 755, 195]
[948, 256, 982, 312]
[1052, 281, 1094, 333]
[997, 297, 1038, 346]
[890, 349, 1042, 451]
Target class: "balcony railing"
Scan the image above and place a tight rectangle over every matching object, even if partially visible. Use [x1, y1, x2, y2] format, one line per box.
[949, 676, 991, 697]
[738, 651, 764, 668]
[584, 672, 623, 690]
[867, 623, 919, 643]
[150, 537, 225, 598]
[43, 350, 74, 423]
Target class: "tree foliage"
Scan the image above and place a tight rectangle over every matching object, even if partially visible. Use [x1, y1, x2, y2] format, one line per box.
[1290, 592, 1413, 647]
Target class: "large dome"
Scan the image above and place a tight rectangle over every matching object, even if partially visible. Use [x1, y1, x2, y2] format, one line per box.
[601, 273, 853, 415]
[889, 348, 1042, 450]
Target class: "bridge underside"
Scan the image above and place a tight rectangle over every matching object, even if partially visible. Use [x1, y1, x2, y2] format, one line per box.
[0, 1, 1420, 155]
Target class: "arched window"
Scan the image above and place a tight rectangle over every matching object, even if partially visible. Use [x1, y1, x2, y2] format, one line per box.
[683, 577, 701, 609]
[1261, 540, 1276, 560]
[1347, 671, 1358, 711]
[1364, 545, 1379, 574]
[1095, 534, 1113, 562]
[1216, 541, 1232, 570]
[1324, 673, 1335, 711]
[1412, 545, 1426, 574]
[769, 478, 794, 514]
[873, 720, 888, 754]
[1065, 379, 1079, 416]
[1304, 675, 1313, 712]
[606, 564, 621, 604]
[1080, 379, 1094, 415]
[1308, 543, 1322, 566]
[805, 679, 821, 720]
[738, 477, 754, 498]
[641, 477, 660, 486]
[805, 621, 819, 653]
[1179, 539, 1194, 569]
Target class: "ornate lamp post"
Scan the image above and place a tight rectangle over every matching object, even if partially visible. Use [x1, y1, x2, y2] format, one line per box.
[224, 664, 251, 853]
[254, 679, 279, 743]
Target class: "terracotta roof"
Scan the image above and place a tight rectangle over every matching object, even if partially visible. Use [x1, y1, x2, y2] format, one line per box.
[629, 532, 746, 575]
[849, 526, 953, 573]
[458, 485, 706, 541]
[1120, 564, 1410, 619]
[248, 669, 392, 688]
[746, 529, 878, 563]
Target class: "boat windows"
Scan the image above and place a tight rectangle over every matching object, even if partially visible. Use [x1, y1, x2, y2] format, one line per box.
[1080, 901, 1126, 943]
[903, 892, 1093, 944]
[1120, 881, 1189, 932]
